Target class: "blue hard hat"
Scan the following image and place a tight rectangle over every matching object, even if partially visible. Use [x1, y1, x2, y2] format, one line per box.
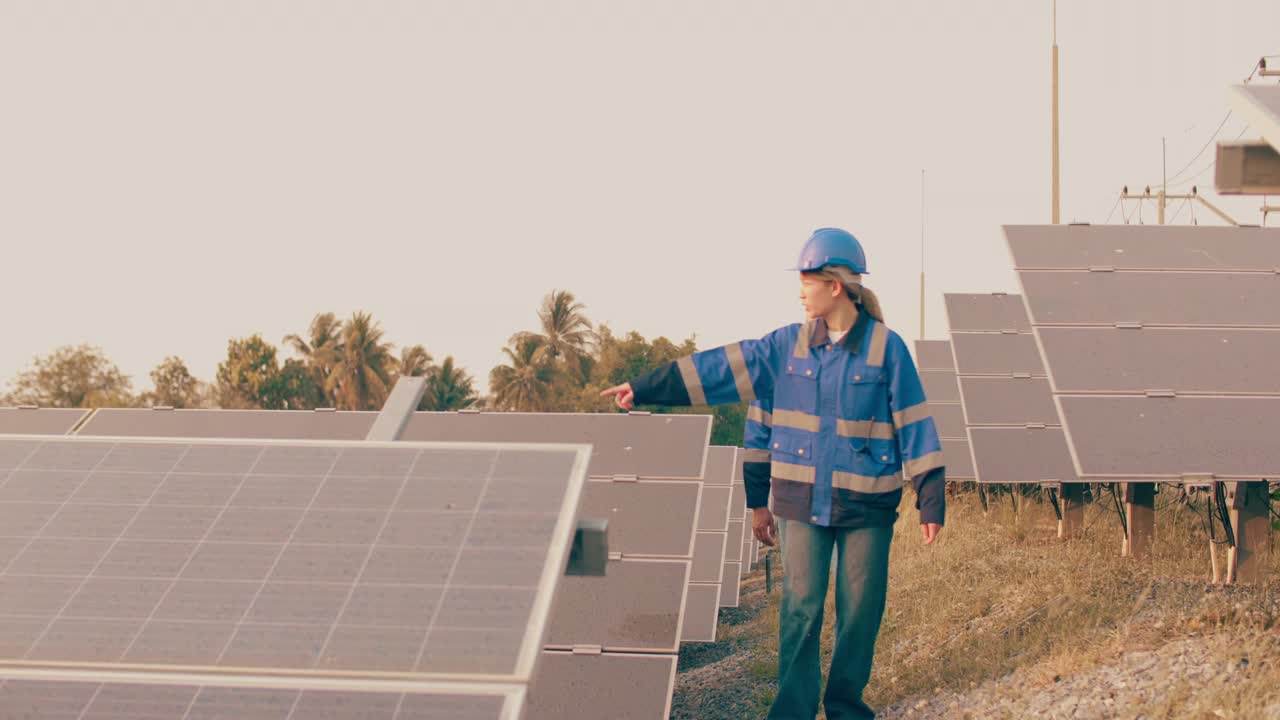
[790, 227, 868, 274]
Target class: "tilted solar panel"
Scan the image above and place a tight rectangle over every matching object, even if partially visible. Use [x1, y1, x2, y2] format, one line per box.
[0, 435, 590, 718]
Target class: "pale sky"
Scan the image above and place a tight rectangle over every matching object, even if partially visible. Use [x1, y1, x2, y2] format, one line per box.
[2, 1, 1277, 397]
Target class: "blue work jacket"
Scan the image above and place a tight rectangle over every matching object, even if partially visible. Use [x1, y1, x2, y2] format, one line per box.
[631, 310, 945, 527]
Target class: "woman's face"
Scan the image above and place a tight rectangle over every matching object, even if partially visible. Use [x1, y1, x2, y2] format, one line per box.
[799, 273, 840, 320]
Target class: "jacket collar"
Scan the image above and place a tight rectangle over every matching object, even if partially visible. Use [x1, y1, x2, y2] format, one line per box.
[811, 310, 872, 354]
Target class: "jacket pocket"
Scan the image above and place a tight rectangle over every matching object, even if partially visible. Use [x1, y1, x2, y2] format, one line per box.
[780, 359, 819, 415]
[841, 371, 891, 421]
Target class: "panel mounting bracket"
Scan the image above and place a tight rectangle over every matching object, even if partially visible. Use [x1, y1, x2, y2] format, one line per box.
[565, 518, 609, 576]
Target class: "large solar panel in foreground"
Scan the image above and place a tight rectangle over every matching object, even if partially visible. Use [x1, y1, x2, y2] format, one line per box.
[0, 435, 590, 717]
[1008, 224, 1280, 481]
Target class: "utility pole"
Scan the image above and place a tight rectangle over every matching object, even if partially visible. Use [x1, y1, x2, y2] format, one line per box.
[1120, 186, 1240, 226]
[1051, 0, 1061, 224]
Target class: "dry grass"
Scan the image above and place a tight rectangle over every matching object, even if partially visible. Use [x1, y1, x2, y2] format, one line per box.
[722, 488, 1280, 719]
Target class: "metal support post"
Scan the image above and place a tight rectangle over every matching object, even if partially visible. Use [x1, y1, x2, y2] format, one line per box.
[1123, 483, 1156, 559]
[1226, 481, 1272, 584]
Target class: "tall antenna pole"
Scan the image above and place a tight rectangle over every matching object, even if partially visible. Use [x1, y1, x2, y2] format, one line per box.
[920, 169, 926, 339]
[1052, 0, 1061, 224]
[1159, 137, 1167, 224]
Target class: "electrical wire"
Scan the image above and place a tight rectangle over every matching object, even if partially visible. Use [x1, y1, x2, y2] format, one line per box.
[1157, 111, 1232, 190]
[1103, 195, 1122, 225]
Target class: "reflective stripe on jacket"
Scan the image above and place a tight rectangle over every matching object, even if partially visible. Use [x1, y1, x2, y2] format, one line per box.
[631, 311, 945, 527]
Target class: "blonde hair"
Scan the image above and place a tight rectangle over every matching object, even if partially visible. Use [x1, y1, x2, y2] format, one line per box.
[814, 266, 884, 322]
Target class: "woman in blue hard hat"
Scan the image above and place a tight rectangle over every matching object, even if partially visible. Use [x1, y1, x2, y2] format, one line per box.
[602, 228, 945, 720]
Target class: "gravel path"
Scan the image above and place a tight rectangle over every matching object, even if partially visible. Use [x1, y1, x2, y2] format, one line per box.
[877, 634, 1280, 720]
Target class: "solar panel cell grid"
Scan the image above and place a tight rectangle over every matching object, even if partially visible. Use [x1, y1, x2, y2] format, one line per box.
[0, 436, 588, 684]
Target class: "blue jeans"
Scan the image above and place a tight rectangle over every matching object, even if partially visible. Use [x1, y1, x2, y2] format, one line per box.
[768, 519, 893, 720]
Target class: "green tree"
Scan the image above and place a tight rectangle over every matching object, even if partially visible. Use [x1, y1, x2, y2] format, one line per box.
[5, 344, 136, 408]
[215, 335, 283, 409]
[420, 356, 478, 411]
[283, 312, 343, 407]
[276, 358, 325, 410]
[327, 311, 395, 411]
[396, 345, 434, 378]
[144, 356, 203, 408]
[584, 325, 747, 445]
[489, 334, 558, 412]
[532, 290, 595, 368]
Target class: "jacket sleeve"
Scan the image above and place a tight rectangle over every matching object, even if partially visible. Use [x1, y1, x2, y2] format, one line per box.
[630, 328, 786, 407]
[742, 399, 773, 509]
[884, 332, 946, 526]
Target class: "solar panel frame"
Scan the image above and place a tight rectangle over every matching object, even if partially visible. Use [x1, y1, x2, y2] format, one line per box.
[0, 670, 526, 720]
[0, 434, 592, 690]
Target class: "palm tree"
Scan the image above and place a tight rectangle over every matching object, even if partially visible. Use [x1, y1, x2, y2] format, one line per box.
[283, 312, 343, 407]
[489, 334, 558, 412]
[327, 311, 395, 411]
[397, 345, 434, 378]
[421, 356, 478, 411]
[531, 290, 595, 372]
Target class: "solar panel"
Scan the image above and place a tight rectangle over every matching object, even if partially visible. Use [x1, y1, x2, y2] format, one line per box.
[940, 439, 974, 479]
[1055, 395, 1280, 480]
[1018, 271, 1280, 327]
[969, 427, 1077, 484]
[943, 293, 1031, 333]
[920, 371, 961, 404]
[401, 412, 712, 479]
[701, 445, 737, 486]
[944, 292, 1077, 486]
[1009, 224, 1280, 483]
[950, 333, 1046, 376]
[957, 377, 1060, 426]
[1036, 327, 1280, 394]
[525, 651, 676, 720]
[719, 567, 741, 607]
[578, 479, 700, 557]
[1232, 85, 1280, 153]
[0, 435, 589, 717]
[697, 486, 732, 532]
[545, 558, 689, 653]
[0, 407, 91, 436]
[692, 532, 726, 584]
[0, 678, 522, 719]
[77, 409, 377, 440]
[913, 340, 956, 371]
[680, 583, 721, 643]
[82, 410, 713, 481]
[931, 404, 967, 440]
[1006, 224, 1280, 270]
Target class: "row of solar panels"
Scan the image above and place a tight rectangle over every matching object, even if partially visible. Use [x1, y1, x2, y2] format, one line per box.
[0, 407, 760, 719]
[915, 224, 1280, 488]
